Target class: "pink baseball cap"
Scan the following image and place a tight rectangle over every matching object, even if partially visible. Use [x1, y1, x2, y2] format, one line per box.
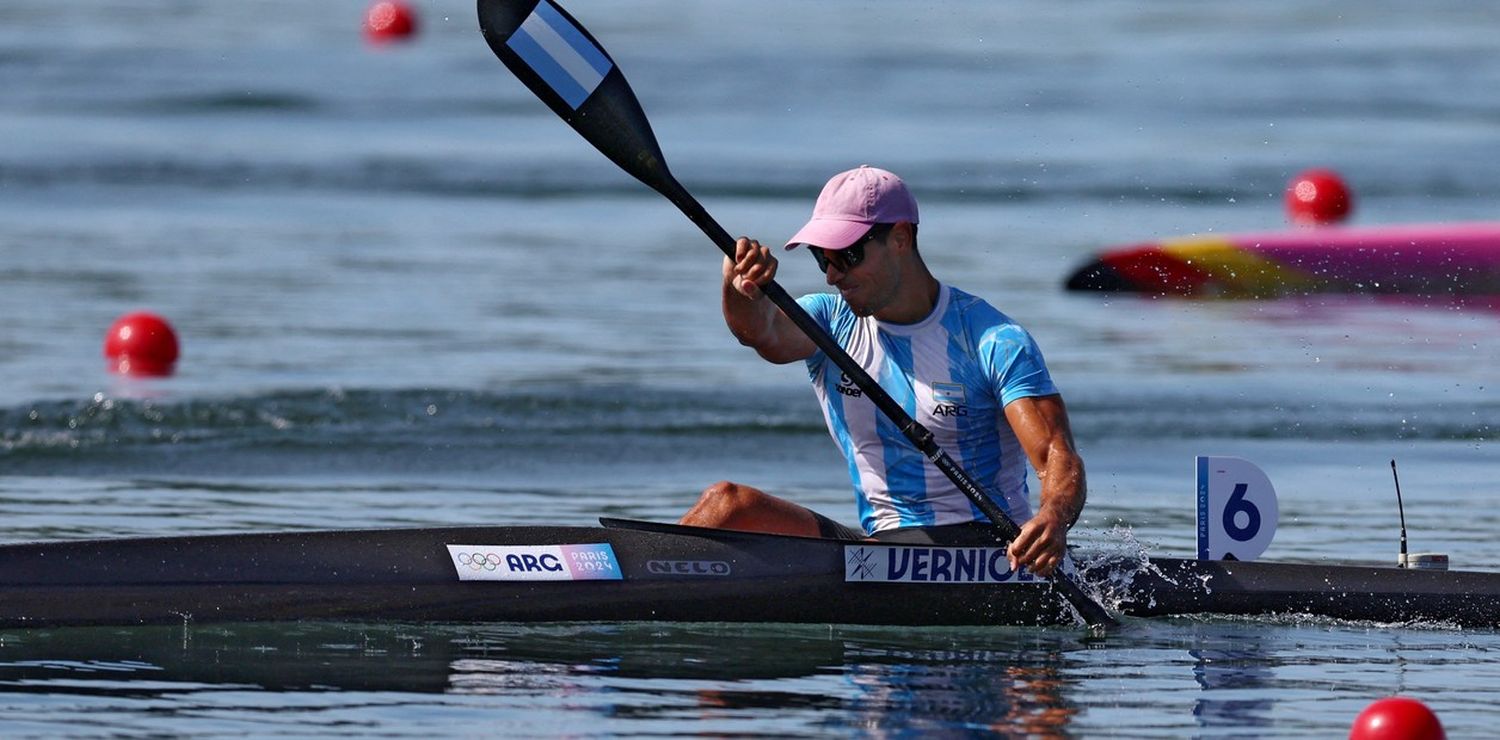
[784, 165, 919, 251]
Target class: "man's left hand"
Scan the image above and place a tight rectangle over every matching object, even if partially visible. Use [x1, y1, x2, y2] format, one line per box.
[1007, 507, 1069, 578]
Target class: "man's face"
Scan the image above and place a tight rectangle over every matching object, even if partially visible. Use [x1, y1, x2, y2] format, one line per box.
[819, 229, 899, 318]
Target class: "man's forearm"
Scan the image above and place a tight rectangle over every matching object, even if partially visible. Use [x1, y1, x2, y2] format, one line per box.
[1037, 446, 1086, 528]
[722, 280, 779, 348]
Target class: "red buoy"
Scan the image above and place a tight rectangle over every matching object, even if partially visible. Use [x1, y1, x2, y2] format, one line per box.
[104, 312, 180, 377]
[1349, 697, 1445, 740]
[364, 0, 418, 44]
[1286, 168, 1354, 226]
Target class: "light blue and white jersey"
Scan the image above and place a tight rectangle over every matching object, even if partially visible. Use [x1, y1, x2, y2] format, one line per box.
[797, 284, 1059, 535]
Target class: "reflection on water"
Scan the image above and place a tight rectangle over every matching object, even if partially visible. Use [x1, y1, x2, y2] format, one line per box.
[447, 624, 1080, 735]
[1191, 639, 1275, 733]
[0, 622, 1083, 734]
[840, 645, 1078, 737]
[0, 618, 1495, 735]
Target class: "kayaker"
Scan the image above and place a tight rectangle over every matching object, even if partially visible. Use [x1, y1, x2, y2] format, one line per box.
[679, 165, 1086, 578]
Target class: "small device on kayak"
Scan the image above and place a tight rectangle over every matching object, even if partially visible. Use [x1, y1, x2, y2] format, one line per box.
[1391, 459, 1449, 570]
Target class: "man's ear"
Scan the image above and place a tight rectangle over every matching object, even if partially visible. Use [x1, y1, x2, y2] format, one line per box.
[890, 221, 914, 253]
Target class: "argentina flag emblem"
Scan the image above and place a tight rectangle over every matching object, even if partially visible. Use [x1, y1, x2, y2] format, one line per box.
[506, 0, 613, 109]
[931, 382, 966, 405]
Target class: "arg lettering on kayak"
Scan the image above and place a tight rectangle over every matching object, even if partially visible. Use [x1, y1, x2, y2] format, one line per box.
[447, 543, 623, 581]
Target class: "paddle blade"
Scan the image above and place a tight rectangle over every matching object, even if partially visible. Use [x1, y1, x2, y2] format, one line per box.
[478, 0, 675, 194]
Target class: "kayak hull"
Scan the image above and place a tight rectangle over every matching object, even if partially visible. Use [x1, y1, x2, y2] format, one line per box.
[1065, 221, 1500, 297]
[1094, 556, 1500, 627]
[2, 519, 1496, 628]
[0, 522, 1069, 628]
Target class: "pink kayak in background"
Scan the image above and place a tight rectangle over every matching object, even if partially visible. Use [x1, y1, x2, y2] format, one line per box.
[1066, 169, 1500, 297]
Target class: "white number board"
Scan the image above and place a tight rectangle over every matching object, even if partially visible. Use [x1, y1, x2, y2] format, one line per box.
[1196, 456, 1278, 561]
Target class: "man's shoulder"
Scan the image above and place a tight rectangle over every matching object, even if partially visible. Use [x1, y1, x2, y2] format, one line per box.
[944, 285, 1022, 330]
[941, 285, 1044, 364]
[797, 292, 857, 342]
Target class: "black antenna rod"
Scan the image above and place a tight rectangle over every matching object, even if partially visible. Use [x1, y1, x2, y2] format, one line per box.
[1391, 459, 1409, 568]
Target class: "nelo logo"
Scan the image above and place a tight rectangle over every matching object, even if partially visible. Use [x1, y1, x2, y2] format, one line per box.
[646, 560, 732, 576]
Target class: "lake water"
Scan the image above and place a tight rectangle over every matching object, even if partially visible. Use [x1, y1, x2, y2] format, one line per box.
[3, 0, 1500, 735]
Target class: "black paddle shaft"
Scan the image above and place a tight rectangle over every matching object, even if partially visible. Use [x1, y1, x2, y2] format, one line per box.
[477, 0, 1114, 628]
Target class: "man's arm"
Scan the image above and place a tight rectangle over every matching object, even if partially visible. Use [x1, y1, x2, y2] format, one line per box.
[1002, 393, 1086, 577]
[722, 237, 816, 364]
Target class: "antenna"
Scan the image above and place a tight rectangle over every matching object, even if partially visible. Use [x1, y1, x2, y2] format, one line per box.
[1389, 460, 1449, 570]
[1391, 459, 1409, 568]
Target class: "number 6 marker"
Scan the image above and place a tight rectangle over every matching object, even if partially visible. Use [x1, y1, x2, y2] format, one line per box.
[1196, 456, 1279, 561]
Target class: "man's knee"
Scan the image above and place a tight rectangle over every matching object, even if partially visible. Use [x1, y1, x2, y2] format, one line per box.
[683, 481, 822, 537]
[697, 480, 762, 510]
[681, 481, 764, 528]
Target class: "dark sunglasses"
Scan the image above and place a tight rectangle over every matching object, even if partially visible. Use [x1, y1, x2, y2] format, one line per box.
[808, 224, 893, 273]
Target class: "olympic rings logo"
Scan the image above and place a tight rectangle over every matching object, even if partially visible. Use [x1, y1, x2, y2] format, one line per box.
[455, 551, 503, 571]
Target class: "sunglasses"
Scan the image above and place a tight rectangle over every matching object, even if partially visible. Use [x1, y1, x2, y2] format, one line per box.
[808, 224, 893, 273]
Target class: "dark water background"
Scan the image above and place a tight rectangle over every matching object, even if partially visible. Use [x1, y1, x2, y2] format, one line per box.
[3, 0, 1500, 735]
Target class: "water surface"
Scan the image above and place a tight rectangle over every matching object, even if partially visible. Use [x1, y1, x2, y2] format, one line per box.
[3, 0, 1499, 735]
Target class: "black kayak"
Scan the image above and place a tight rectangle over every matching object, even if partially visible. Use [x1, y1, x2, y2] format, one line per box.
[2, 518, 1496, 629]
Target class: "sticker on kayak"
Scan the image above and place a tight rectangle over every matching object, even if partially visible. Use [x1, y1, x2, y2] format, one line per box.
[1196, 455, 1278, 562]
[843, 545, 1038, 584]
[447, 543, 622, 581]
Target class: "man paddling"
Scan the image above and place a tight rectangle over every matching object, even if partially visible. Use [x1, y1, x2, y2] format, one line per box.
[679, 165, 1086, 578]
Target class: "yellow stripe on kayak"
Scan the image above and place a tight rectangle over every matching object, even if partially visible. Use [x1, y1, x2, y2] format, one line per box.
[1159, 237, 1319, 297]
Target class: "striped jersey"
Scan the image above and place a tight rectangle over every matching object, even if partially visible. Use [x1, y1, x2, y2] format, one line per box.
[797, 284, 1059, 535]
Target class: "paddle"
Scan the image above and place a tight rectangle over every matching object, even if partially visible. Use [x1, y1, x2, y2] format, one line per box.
[477, 0, 1117, 630]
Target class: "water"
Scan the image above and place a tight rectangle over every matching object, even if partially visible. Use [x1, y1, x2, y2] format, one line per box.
[3, 0, 1500, 735]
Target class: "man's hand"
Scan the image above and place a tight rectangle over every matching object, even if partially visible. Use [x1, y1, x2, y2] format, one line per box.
[1007, 505, 1069, 577]
[723, 237, 777, 300]
[719, 237, 813, 364]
